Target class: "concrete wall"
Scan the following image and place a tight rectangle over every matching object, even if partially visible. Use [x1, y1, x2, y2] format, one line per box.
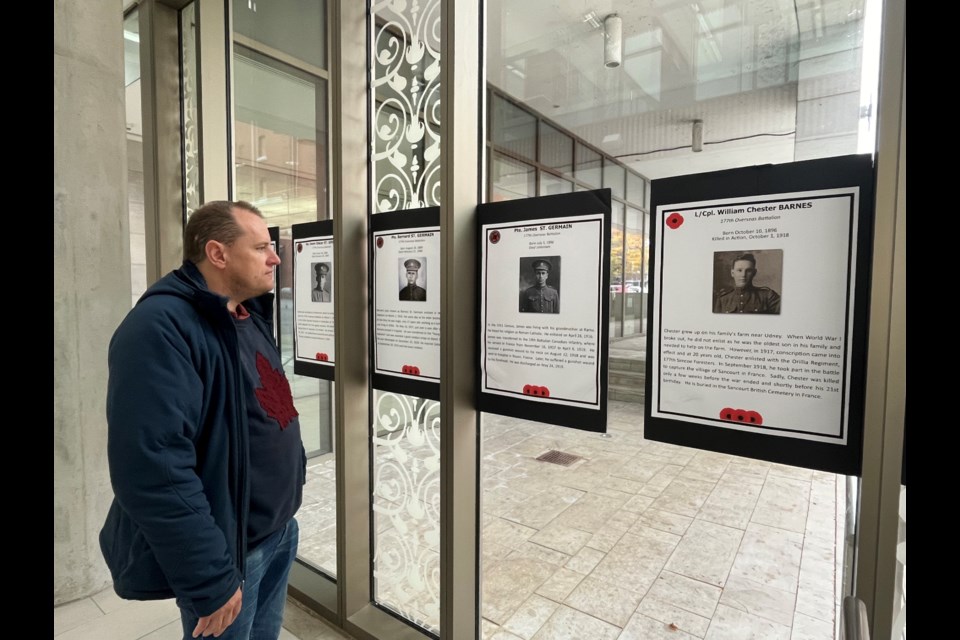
[54, 0, 130, 604]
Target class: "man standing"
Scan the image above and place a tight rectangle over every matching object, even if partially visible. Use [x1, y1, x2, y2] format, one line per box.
[399, 258, 427, 301]
[100, 201, 305, 639]
[519, 258, 560, 313]
[713, 252, 781, 314]
[312, 262, 331, 302]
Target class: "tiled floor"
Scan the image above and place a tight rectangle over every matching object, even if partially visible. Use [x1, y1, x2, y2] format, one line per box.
[60, 398, 845, 639]
[53, 588, 354, 640]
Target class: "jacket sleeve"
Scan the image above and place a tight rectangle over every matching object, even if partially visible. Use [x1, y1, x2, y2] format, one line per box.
[106, 301, 241, 617]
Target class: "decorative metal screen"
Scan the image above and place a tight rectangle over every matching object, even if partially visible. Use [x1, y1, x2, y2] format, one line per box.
[370, 0, 442, 633]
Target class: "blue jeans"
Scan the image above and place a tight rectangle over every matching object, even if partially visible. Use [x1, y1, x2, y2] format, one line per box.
[180, 518, 299, 640]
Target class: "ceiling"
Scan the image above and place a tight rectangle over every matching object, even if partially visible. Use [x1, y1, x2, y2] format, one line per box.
[486, 0, 871, 179]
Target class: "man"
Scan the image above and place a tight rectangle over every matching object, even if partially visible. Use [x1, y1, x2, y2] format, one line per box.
[100, 201, 305, 640]
[713, 252, 781, 314]
[399, 258, 427, 301]
[519, 258, 559, 313]
[311, 262, 331, 302]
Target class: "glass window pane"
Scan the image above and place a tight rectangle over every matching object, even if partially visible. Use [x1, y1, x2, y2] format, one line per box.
[604, 162, 626, 200]
[124, 9, 146, 306]
[492, 95, 536, 161]
[491, 153, 535, 201]
[609, 201, 624, 339]
[232, 30, 333, 580]
[624, 207, 644, 336]
[180, 3, 201, 216]
[372, 390, 441, 635]
[540, 172, 572, 196]
[627, 171, 645, 206]
[539, 122, 573, 175]
[232, 0, 326, 70]
[575, 143, 601, 188]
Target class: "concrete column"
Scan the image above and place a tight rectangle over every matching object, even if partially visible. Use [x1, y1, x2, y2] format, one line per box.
[54, 0, 130, 603]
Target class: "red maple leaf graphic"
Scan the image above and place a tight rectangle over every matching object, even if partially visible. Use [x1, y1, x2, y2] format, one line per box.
[254, 352, 299, 430]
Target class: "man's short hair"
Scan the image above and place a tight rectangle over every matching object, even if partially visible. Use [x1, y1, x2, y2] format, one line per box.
[732, 253, 756, 268]
[183, 200, 263, 264]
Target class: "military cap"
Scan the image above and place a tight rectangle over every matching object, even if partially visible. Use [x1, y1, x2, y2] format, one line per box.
[315, 263, 330, 275]
[532, 259, 552, 271]
[404, 259, 422, 270]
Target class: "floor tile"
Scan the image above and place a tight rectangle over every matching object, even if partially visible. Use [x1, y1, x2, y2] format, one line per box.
[564, 546, 607, 574]
[729, 523, 804, 594]
[502, 486, 584, 529]
[751, 477, 810, 534]
[530, 605, 621, 640]
[54, 598, 180, 640]
[634, 508, 694, 536]
[591, 528, 680, 596]
[705, 604, 791, 640]
[719, 574, 796, 627]
[535, 567, 586, 603]
[664, 520, 743, 588]
[564, 576, 643, 627]
[54, 598, 103, 636]
[618, 612, 699, 640]
[636, 596, 711, 637]
[502, 594, 559, 640]
[795, 584, 836, 624]
[529, 520, 594, 556]
[645, 571, 721, 619]
[790, 611, 835, 640]
[482, 557, 558, 625]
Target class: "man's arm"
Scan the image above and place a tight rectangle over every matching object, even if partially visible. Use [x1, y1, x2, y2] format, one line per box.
[106, 301, 242, 618]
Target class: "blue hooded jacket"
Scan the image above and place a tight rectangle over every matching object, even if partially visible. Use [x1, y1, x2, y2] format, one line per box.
[99, 261, 288, 617]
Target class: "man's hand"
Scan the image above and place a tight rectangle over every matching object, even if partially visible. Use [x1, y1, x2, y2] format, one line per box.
[192, 587, 242, 638]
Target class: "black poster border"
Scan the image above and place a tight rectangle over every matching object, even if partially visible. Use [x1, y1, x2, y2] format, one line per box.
[291, 220, 335, 381]
[476, 189, 612, 433]
[268, 226, 281, 353]
[645, 155, 875, 476]
[370, 207, 441, 401]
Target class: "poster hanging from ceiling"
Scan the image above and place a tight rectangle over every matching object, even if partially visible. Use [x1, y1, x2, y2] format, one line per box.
[292, 220, 335, 380]
[478, 189, 611, 433]
[371, 207, 441, 400]
[645, 155, 875, 475]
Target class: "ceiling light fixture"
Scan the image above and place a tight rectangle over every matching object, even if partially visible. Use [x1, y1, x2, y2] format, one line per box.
[692, 120, 704, 152]
[604, 14, 622, 68]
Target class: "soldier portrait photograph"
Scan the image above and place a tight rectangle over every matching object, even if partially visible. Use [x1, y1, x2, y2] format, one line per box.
[311, 262, 332, 303]
[712, 250, 782, 314]
[519, 256, 561, 313]
[399, 257, 428, 301]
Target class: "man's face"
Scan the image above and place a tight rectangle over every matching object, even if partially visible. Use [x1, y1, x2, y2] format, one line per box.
[223, 208, 280, 300]
[406, 269, 418, 286]
[730, 260, 756, 288]
[318, 273, 327, 289]
[535, 268, 549, 287]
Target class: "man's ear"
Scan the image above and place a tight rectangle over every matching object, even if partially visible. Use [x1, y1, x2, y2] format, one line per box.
[205, 240, 228, 270]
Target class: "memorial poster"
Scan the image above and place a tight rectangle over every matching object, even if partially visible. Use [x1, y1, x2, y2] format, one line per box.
[478, 190, 611, 432]
[292, 220, 335, 380]
[645, 155, 874, 474]
[371, 207, 441, 400]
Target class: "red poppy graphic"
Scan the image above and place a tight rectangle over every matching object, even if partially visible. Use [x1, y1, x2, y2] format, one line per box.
[297, 243, 303, 253]
[376, 237, 384, 249]
[489, 230, 501, 244]
[719, 407, 735, 421]
[665, 213, 684, 229]
[315, 353, 329, 362]
[523, 384, 532, 394]
[744, 411, 763, 425]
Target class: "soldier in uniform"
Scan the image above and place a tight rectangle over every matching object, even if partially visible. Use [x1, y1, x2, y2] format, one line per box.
[713, 253, 780, 314]
[312, 263, 331, 302]
[399, 258, 427, 301]
[519, 259, 559, 313]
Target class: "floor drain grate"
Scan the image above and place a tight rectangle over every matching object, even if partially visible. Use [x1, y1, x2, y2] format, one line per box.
[535, 450, 583, 467]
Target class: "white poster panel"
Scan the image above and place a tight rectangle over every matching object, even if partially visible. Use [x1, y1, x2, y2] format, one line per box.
[293, 235, 335, 369]
[373, 226, 441, 380]
[480, 213, 605, 408]
[651, 188, 859, 443]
